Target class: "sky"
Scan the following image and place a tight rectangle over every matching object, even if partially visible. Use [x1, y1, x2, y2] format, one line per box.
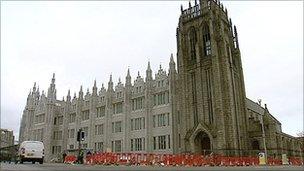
[1, 1, 303, 140]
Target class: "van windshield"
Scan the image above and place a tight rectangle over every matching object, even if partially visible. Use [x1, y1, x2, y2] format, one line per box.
[24, 142, 43, 149]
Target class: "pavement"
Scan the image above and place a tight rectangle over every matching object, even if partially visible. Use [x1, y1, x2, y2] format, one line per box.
[1, 162, 304, 171]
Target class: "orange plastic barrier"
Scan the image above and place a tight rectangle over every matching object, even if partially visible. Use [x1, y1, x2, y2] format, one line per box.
[64, 155, 77, 164]
[76, 152, 304, 167]
[289, 157, 303, 166]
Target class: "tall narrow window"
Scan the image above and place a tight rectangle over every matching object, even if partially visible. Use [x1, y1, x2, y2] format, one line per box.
[189, 27, 197, 62]
[206, 69, 214, 124]
[203, 25, 212, 56]
[191, 72, 198, 126]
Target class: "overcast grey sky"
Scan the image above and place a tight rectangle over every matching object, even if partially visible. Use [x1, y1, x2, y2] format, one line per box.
[1, 1, 303, 140]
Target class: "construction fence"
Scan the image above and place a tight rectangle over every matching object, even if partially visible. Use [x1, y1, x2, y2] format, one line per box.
[64, 152, 303, 166]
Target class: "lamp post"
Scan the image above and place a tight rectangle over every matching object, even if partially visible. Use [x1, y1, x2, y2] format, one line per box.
[260, 105, 268, 164]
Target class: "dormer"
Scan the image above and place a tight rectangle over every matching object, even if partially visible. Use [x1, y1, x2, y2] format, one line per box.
[115, 78, 124, 100]
[98, 83, 107, 104]
[155, 64, 168, 89]
[133, 71, 145, 95]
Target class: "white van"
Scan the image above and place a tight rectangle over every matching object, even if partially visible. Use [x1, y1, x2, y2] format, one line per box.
[17, 141, 44, 164]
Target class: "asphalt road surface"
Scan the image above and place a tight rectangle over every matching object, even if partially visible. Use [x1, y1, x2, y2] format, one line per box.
[1, 162, 304, 171]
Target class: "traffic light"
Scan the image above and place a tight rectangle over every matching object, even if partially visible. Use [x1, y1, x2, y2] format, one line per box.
[77, 130, 81, 141]
[77, 129, 85, 141]
[81, 131, 85, 141]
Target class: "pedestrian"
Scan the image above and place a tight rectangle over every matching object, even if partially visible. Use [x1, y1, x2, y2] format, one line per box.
[79, 150, 84, 164]
[62, 151, 67, 163]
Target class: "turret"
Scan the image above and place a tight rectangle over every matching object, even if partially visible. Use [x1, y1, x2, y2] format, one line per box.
[146, 61, 152, 82]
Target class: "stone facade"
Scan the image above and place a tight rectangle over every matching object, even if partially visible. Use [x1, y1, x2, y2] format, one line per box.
[0, 129, 14, 148]
[19, 0, 303, 162]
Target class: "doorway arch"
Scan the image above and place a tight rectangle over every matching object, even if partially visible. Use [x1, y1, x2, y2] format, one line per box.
[194, 131, 211, 155]
[252, 140, 260, 150]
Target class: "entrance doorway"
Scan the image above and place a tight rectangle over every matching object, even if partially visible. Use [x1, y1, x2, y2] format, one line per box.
[194, 131, 211, 155]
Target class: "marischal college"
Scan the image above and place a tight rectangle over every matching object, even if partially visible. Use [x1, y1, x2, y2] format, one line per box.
[19, 0, 303, 162]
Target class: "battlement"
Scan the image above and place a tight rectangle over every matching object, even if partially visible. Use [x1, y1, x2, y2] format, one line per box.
[180, 0, 228, 22]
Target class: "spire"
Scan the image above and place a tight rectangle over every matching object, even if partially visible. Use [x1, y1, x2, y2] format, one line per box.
[189, 1, 191, 8]
[52, 73, 55, 84]
[27, 89, 32, 101]
[74, 92, 77, 99]
[195, 0, 197, 5]
[27, 89, 32, 106]
[126, 68, 132, 86]
[169, 53, 176, 75]
[170, 53, 174, 63]
[234, 25, 239, 49]
[118, 77, 121, 83]
[108, 74, 113, 91]
[79, 85, 83, 99]
[92, 79, 97, 96]
[33, 82, 37, 92]
[127, 68, 131, 77]
[54, 89, 57, 100]
[86, 88, 90, 95]
[146, 61, 152, 82]
[137, 71, 140, 78]
[47, 73, 56, 99]
[180, 4, 183, 12]
[67, 89, 71, 101]
[147, 61, 151, 71]
[36, 86, 40, 98]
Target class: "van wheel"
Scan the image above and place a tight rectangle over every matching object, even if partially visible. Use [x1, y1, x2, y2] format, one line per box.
[20, 160, 23, 164]
[39, 161, 43, 164]
[32, 161, 35, 164]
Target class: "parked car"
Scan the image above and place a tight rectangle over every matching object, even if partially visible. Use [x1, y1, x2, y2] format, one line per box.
[16, 141, 44, 164]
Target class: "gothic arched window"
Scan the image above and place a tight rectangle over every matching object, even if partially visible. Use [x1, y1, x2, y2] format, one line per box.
[202, 25, 212, 56]
[189, 27, 197, 62]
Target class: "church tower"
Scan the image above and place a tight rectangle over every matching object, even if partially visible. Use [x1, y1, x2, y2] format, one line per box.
[175, 0, 248, 156]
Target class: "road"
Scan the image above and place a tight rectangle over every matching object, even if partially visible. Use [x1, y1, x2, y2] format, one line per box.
[1, 162, 304, 171]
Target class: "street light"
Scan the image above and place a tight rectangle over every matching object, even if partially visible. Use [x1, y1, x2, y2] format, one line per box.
[259, 104, 268, 164]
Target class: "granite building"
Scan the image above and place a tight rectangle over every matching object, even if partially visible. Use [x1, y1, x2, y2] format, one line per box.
[0, 129, 15, 148]
[19, 0, 303, 162]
